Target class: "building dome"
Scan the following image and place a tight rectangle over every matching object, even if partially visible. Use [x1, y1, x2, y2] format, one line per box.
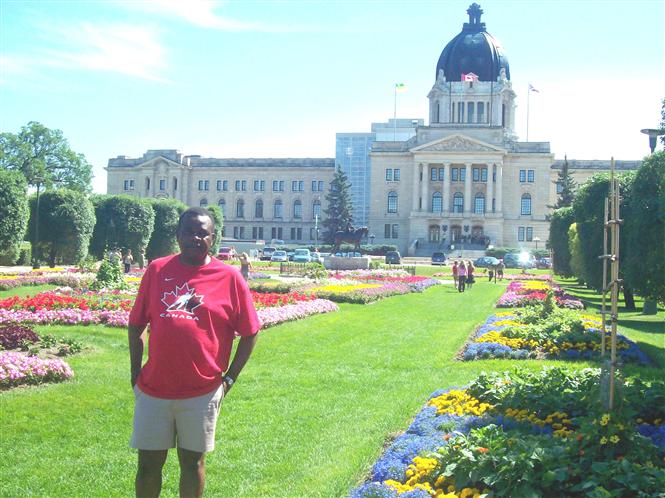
[435, 3, 510, 82]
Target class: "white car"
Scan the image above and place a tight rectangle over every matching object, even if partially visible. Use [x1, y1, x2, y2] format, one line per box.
[270, 250, 289, 262]
[292, 248, 311, 263]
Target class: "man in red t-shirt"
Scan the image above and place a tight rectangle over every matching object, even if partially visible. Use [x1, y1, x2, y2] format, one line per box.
[128, 207, 260, 498]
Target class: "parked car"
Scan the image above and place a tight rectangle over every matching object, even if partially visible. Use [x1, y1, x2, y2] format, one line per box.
[292, 248, 311, 263]
[217, 246, 234, 260]
[431, 252, 446, 265]
[270, 250, 289, 263]
[385, 251, 401, 264]
[287, 251, 295, 261]
[504, 252, 535, 269]
[536, 257, 552, 269]
[261, 247, 277, 261]
[474, 256, 500, 268]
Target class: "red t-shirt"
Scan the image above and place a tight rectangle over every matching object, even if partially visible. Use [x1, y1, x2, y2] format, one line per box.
[129, 254, 260, 399]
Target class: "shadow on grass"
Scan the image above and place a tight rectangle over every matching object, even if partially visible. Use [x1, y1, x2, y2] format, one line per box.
[620, 319, 665, 335]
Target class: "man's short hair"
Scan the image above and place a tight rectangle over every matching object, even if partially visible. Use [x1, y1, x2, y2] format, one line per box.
[177, 207, 215, 233]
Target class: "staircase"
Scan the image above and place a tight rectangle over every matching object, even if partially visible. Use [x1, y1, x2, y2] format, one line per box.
[412, 239, 488, 260]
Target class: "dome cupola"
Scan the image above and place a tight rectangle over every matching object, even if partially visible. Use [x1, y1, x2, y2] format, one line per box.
[435, 3, 510, 82]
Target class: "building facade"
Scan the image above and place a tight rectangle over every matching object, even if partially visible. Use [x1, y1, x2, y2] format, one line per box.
[106, 4, 640, 252]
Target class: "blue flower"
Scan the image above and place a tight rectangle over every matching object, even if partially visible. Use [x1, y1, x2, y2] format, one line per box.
[349, 482, 398, 498]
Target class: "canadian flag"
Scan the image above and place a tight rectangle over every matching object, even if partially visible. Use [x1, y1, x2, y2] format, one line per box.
[461, 72, 479, 82]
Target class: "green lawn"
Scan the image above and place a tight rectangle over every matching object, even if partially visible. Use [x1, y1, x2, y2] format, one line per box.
[0, 277, 659, 497]
[0, 284, 58, 299]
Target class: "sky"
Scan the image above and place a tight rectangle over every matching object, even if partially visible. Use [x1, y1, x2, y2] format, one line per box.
[1, 0, 663, 193]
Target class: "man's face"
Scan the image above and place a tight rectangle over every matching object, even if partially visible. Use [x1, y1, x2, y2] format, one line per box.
[177, 215, 214, 264]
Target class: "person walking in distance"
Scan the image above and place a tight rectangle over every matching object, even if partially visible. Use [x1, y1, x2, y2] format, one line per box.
[451, 261, 459, 288]
[239, 252, 253, 282]
[128, 207, 261, 498]
[123, 249, 134, 274]
[466, 260, 475, 289]
[457, 261, 467, 293]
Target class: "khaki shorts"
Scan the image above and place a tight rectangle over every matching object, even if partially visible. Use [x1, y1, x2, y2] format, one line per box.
[130, 384, 224, 453]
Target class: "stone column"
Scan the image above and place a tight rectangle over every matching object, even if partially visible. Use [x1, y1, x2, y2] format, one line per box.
[464, 162, 472, 214]
[495, 162, 503, 213]
[442, 163, 450, 213]
[412, 163, 421, 211]
[420, 163, 429, 212]
[486, 163, 494, 214]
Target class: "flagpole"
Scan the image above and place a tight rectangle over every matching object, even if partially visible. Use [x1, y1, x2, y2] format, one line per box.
[393, 84, 397, 141]
[526, 83, 530, 142]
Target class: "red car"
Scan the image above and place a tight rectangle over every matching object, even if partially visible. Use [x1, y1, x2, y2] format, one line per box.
[217, 247, 234, 260]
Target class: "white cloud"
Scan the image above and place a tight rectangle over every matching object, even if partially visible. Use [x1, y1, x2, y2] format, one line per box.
[42, 23, 169, 81]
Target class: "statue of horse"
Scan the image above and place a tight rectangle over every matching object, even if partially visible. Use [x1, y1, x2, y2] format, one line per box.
[333, 226, 368, 252]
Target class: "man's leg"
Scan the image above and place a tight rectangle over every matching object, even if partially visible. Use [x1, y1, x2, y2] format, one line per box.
[136, 449, 168, 498]
[177, 447, 206, 498]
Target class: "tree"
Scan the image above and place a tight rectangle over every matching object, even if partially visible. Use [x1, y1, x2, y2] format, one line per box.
[0, 121, 93, 193]
[568, 223, 584, 282]
[551, 155, 577, 209]
[548, 207, 574, 277]
[322, 166, 354, 244]
[624, 151, 665, 305]
[88, 195, 155, 265]
[206, 205, 224, 255]
[146, 199, 188, 261]
[0, 170, 29, 264]
[572, 172, 636, 309]
[27, 189, 95, 266]
[660, 97, 665, 149]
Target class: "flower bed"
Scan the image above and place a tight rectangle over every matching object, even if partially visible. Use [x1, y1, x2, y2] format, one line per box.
[351, 367, 665, 497]
[0, 272, 95, 291]
[256, 299, 338, 328]
[250, 290, 316, 309]
[496, 281, 584, 309]
[460, 305, 650, 364]
[0, 290, 134, 312]
[0, 351, 74, 388]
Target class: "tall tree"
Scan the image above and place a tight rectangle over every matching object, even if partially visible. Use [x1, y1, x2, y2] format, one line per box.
[322, 166, 354, 244]
[551, 155, 577, 208]
[206, 205, 224, 255]
[0, 170, 29, 264]
[28, 189, 95, 266]
[146, 199, 188, 261]
[548, 207, 574, 277]
[0, 121, 93, 193]
[660, 97, 665, 149]
[624, 151, 665, 305]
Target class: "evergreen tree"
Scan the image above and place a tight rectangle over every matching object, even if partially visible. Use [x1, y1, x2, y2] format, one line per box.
[322, 166, 354, 244]
[551, 155, 577, 208]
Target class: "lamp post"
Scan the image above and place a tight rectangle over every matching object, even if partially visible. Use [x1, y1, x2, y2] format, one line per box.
[533, 236, 541, 251]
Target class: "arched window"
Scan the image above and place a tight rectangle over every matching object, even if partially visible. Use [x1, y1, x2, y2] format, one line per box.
[474, 193, 485, 214]
[312, 200, 321, 220]
[255, 199, 263, 218]
[217, 198, 225, 215]
[521, 193, 532, 215]
[387, 191, 398, 213]
[453, 192, 464, 213]
[274, 200, 283, 219]
[145, 177, 151, 190]
[173, 177, 178, 191]
[199, 198, 208, 207]
[432, 191, 442, 213]
[293, 200, 302, 219]
[236, 199, 244, 218]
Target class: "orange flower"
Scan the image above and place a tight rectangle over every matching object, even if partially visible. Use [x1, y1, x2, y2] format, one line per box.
[477, 447, 489, 454]
[443, 434, 452, 441]
[576, 434, 583, 441]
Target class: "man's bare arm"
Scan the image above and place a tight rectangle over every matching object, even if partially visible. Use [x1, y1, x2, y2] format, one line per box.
[128, 324, 147, 387]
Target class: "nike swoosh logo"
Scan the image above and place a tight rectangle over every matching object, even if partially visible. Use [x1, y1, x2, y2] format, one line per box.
[165, 278, 174, 281]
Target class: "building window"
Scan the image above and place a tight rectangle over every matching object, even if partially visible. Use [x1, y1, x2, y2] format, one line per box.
[432, 192, 442, 213]
[145, 178, 150, 191]
[384, 224, 391, 238]
[293, 200, 302, 219]
[451, 168, 458, 181]
[467, 102, 475, 123]
[438, 168, 444, 181]
[387, 191, 398, 213]
[391, 224, 399, 238]
[233, 226, 239, 239]
[527, 170, 535, 182]
[252, 226, 264, 240]
[526, 227, 533, 241]
[393, 169, 400, 181]
[477, 102, 485, 123]
[492, 198, 496, 212]
[217, 180, 223, 191]
[200, 198, 208, 207]
[218, 199, 225, 214]
[460, 167, 466, 182]
[296, 227, 302, 240]
[173, 177, 178, 191]
[453, 192, 464, 213]
[519, 170, 526, 183]
[159, 179, 166, 191]
[124, 179, 135, 190]
[312, 200, 321, 219]
[235, 180, 247, 191]
[521, 194, 532, 215]
[474, 193, 485, 214]
[430, 167, 437, 181]
[274, 200, 283, 219]
[273, 180, 279, 191]
[386, 168, 393, 181]
[254, 180, 265, 191]
[492, 165, 496, 182]
[292, 180, 298, 191]
[255, 199, 263, 218]
[481, 168, 488, 182]
[290, 227, 296, 240]
[518, 226, 525, 241]
[236, 199, 244, 218]
[318, 181, 324, 191]
[473, 167, 480, 182]
[198, 180, 209, 191]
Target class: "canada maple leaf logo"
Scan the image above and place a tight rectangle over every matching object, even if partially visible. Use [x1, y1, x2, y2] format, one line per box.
[161, 283, 204, 314]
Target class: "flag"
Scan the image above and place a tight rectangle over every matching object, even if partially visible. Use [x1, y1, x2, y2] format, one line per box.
[395, 83, 407, 92]
[461, 72, 478, 82]
[529, 84, 539, 93]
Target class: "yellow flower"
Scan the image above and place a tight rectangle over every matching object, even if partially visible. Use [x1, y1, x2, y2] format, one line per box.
[610, 435, 620, 444]
[600, 437, 608, 445]
[600, 414, 610, 426]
